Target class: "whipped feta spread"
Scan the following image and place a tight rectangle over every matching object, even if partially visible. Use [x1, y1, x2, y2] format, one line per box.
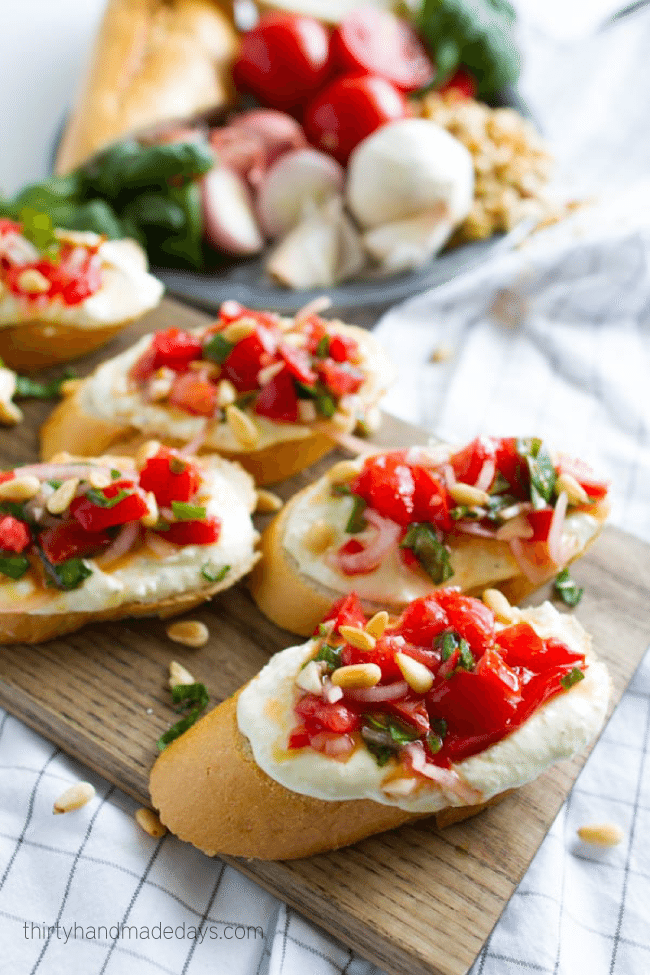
[0, 457, 258, 615]
[282, 453, 602, 606]
[237, 603, 610, 813]
[0, 238, 163, 329]
[77, 322, 391, 452]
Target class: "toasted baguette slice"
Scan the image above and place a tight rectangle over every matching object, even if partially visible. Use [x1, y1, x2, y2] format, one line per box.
[0, 233, 163, 371]
[55, 0, 239, 174]
[249, 444, 610, 635]
[0, 451, 259, 644]
[149, 599, 610, 860]
[40, 310, 393, 485]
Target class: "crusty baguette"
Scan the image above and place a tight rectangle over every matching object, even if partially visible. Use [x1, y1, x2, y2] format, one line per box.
[249, 471, 610, 636]
[149, 689, 509, 859]
[56, 0, 239, 174]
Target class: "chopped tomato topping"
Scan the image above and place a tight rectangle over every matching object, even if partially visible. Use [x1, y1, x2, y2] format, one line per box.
[557, 456, 609, 501]
[351, 451, 454, 531]
[151, 328, 203, 371]
[526, 508, 554, 542]
[278, 343, 317, 385]
[254, 368, 299, 422]
[494, 436, 528, 493]
[222, 327, 277, 392]
[0, 472, 15, 485]
[328, 333, 359, 363]
[218, 303, 279, 329]
[321, 592, 366, 634]
[317, 358, 364, 395]
[168, 371, 217, 416]
[342, 633, 404, 681]
[433, 590, 495, 656]
[71, 482, 148, 532]
[385, 696, 430, 735]
[0, 515, 31, 553]
[160, 515, 221, 546]
[450, 436, 496, 487]
[392, 594, 448, 646]
[138, 448, 201, 506]
[302, 315, 329, 353]
[295, 695, 361, 735]
[38, 521, 113, 564]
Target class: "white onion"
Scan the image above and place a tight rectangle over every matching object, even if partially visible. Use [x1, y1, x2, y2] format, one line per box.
[322, 679, 343, 704]
[442, 463, 456, 487]
[310, 732, 355, 758]
[345, 680, 409, 703]
[454, 520, 498, 539]
[475, 458, 496, 492]
[95, 521, 140, 567]
[334, 509, 401, 575]
[403, 742, 482, 804]
[508, 537, 553, 585]
[144, 530, 179, 559]
[547, 491, 568, 567]
[294, 295, 332, 329]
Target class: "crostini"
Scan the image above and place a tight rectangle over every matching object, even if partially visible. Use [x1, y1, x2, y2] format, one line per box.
[149, 589, 610, 859]
[0, 446, 258, 643]
[40, 300, 393, 484]
[249, 438, 610, 634]
[0, 218, 163, 370]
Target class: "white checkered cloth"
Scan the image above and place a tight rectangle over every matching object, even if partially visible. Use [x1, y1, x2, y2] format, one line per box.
[3, 3, 650, 974]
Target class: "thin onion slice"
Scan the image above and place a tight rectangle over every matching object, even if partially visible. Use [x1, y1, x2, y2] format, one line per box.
[403, 742, 482, 804]
[345, 680, 409, 703]
[16, 463, 136, 484]
[475, 458, 496, 492]
[333, 508, 401, 575]
[144, 530, 180, 559]
[310, 732, 355, 758]
[509, 536, 553, 585]
[294, 295, 332, 329]
[547, 490, 568, 567]
[454, 520, 498, 539]
[95, 521, 141, 567]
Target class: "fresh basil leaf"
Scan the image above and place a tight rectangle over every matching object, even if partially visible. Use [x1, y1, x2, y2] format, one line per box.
[434, 632, 473, 673]
[14, 368, 75, 400]
[171, 500, 206, 521]
[0, 500, 30, 523]
[517, 437, 557, 510]
[0, 554, 30, 580]
[294, 380, 337, 417]
[554, 568, 584, 607]
[110, 469, 121, 480]
[203, 333, 234, 364]
[364, 741, 393, 767]
[315, 390, 337, 418]
[435, 631, 459, 661]
[450, 504, 479, 521]
[315, 336, 330, 358]
[38, 552, 92, 591]
[561, 668, 585, 691]
[18, 207, 59, 256]
[387, 720, 420, 745]
[490, 471, 511, 495]
[156, 707, 203, 750]
[48, 480, 62, 490]
[331, 483, 352, 497]
[201, 564, 229, 583]
[458, 638, 474, 671]
[345, 494, 367, 534]
[157, 681, 210, 750]
[401, 522, 453, 584]
[315, 644, 342, 670]
[85, 488, 130, 509]
[427, 732, 444, 754]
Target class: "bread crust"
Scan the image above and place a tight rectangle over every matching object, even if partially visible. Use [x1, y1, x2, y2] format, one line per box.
[0, 318, 136, 373]
[149, 691, 507, 859]
[249, 481, 610, 635]
[56, 0, 239, 173]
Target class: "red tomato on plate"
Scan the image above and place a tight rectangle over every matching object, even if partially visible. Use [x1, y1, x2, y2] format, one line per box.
[331, 8, 434, 92]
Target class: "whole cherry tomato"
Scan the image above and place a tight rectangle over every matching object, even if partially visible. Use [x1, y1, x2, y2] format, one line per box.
[331, 8, 434, 93]
[303, 74, 407, 165]
[233, 13, 332, 114]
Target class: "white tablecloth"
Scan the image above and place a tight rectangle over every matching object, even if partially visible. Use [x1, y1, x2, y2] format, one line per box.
[2, 3, 650, 974]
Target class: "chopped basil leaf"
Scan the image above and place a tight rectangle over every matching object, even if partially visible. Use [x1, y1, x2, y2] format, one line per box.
[332, 483, 352, 497]
[315, 644, 342, 670]
[435, 631, 473, 673]
[315, 335, 330, 358]
[168, 456, 187, 475]
[345, 494, 367, 534]
[201, 564, 229, 583]
[157, 682, 210, 751]
[387, 721, 420, 745]
[171, 500, 206, 521]
[517, 437, 557, 510]
[294, 380, 337, 417]
[48, 480, 62, 490]
[315, 390, 337, 418]
[458, 638, 474, 671]
[0, 553, 30, 580]
[85, 487, 130, 509]
[18, 207, 59, 256]
[38, 551, 92, 591]
[110, 469, 121, 480]
[14, 368, 75, 400]
[427, 719, 448, 755]
[554, 568, 584, 606]
[203, 333, 234, 364]
[435, 631, 460, 661]
[560, 667, 585, 690]
[0, 500, 31, 523]
[361, 714, 419, 766]
[490, 471, 511, 495]
[483, 492, 519, 524]
[401, 522, 453, 584]
[364, 742, 393, 767]
[450, 504, 480, 521]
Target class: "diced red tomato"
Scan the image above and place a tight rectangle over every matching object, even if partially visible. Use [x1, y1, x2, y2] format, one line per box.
[38, 521, 113, 564]
[138, 448, 201, 507]
[130, 342, 158, 382]
[527, 508, 554, 542]
[0, 219, 20, 236]
[218, 303, 280, 329]
[496, 622, 545, 666]
[294, 694, 360, 735]
[0, 515, 31, 553]
[221, 327, 277, 392]
[288, 727, 311, 749]
[557, 456, 609, 502]
[159, 515, 221, 546]
[0, 472, 15, 485]
[331, 8, 434, 92]
[352, 452, 416, 527]
[428, 667, 519, 739]
[168, 372, 217, 416]
[321, 592, 366, 634]
[341, 633, 403, 681]
[411, 466, 453, 531]
[151, 328, 203, 370]
[71, 482, 148, 532]
[450, 436, 496, 487]
[475, 647, 522, 705]
[317, 358, 364, 395]
[393, 594, 449, 646]
[433, 590, 495, 656]
[385, 696, 430, 734]
[328, 333, 359, 363]
[254, 367, 299, 422]
[278, 343, 316, 385]
[301, 315, 328, 354]
[494, 437, 529, 495]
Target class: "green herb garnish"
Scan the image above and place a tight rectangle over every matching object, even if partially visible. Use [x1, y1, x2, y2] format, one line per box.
[554, 568, 584, 607]
[517, 437, 557, 510]
[450, 504, 480, 521]
[560, 668, 585, 691]
[18, 207, 60, 256]
[85, 488, 130, 509]
[0, 554, 30, 580]
[201, 564, 229, 583]
[203, 333, 234, 364]
[171, 500, 207, 521]
[345, 494, 367, 534]
[157, 682, 210, 751]
[110, 469, 121, 480]
[434, 631, 473, 674]
[427, 718, 448, 755]
[435, 631, 460, 661]
[315, 336, 330, 358]
[401, 522, 453, 584]
[294, 380, 337, 418]
[14, 368, 75, 400]
[361, 714, 420, 766]
[37, 551, 92, 591]
[315, 644, 342, 671]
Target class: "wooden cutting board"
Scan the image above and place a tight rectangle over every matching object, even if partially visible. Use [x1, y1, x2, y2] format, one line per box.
[1, 298, 649, 975]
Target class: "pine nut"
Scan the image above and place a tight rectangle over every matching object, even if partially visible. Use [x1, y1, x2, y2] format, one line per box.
[216, 379, 237, 408]
[303, 519, 336, 554]
[222, 319, 257, 343]
[257, 361, 284, 387]
[282, 332, 307, 348]
[141, 491, 159, 528]
[331, 662, 381, 689]
[166, 620, 209, 648]
[431, 344, 453, 363]
[556, 472, 590, 506]
[395, 652, 434, 693]
[365, 611, 389, 639]
[0, 399, 22, 426]
[482, 588, 519, 623]
[89, 470, 111, 489]
[168, 659, 195, 688]
[135, 440, 161, 470]
[256, 488, 283, 513]
[0, 366, 17, 401]
[0, 475, 40, 502]
[339, 625, 376, 652]
[59, 378, 82, 397]
[46, 477, 79, 515]
[135, 807, 167, 838]
[295, 660, 325, 694]
[326, 460, 360, 485]
[53, 782, 95, 814]
[577, 823, 624, 847]
[225, 404, 259, 449]
[449, 482, 491, 507]
[17, 268, 50, 294]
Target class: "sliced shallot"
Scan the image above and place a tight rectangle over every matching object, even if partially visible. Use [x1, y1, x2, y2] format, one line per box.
[403, 742, 482, 804]
[344, 680, 409, 703]
[509, 536, 554, 585]
[454, 520, 498, 539]
[546, 490, 569, 567]
[294, 295, 332, 329]
[475, 458, 496, 492]
[333, 508, 401, 575]
[95, 521, 140, 567]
